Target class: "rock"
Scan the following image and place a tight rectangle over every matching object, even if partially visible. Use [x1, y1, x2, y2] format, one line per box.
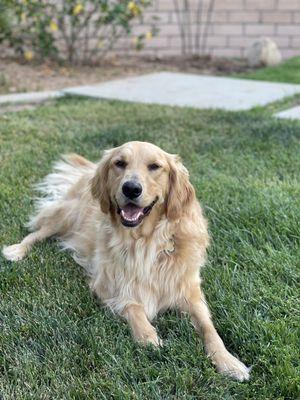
[247, 37, 282, 67]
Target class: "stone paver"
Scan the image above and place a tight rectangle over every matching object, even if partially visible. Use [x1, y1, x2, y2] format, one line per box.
[63, 72, 300, 111]
[276, 105, 300, 120]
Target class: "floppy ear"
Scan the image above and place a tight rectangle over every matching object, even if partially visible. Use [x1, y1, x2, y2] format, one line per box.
[91, 150, 112, 214]
[166, 155, 196, 221]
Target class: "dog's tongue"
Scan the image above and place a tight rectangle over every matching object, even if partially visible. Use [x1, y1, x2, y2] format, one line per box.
[121, 204, 144, 220]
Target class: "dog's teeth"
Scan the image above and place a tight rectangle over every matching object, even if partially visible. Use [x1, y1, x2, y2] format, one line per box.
[120, 209, 143, 223]
[125, 216, 138, 222]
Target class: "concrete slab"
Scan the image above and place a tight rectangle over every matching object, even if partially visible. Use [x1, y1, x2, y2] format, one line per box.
[276, 105, 300, 120]
[63, 72, 300, 111]
[0, 90, 63, 105]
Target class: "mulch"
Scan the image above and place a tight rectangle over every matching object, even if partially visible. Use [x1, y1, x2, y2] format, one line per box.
[0, 55, 256, 96]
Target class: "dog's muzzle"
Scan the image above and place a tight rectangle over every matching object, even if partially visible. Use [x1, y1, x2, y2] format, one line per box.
[116, 197, 159, 228]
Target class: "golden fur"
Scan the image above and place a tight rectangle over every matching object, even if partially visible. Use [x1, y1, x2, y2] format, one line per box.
[3, 141, 250, 381]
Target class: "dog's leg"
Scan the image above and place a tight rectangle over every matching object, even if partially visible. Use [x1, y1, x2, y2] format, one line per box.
[123, 304, 162, 347]
[2, 225, 56, 262]
[2, 201, 72, 262]
[181, 285, 250, 381]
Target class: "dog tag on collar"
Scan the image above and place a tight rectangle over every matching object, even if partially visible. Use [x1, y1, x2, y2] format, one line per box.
[164, 237, 175, 255]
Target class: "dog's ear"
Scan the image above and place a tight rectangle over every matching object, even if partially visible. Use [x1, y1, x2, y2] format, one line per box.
[166, 155, 196, 221]
[91, 150, 112, 214]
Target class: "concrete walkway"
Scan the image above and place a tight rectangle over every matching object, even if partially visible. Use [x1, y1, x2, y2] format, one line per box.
[276, 106, 300, 120]
[0, 90, 63, 105]
[1, 72, 300, 116]
[63, 72, 300, 111]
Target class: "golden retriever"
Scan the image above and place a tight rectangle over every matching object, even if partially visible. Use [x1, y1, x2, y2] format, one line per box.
[3, 141, 249, 381]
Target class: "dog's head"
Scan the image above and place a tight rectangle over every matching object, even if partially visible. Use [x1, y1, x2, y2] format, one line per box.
[91, 141, 195, 228]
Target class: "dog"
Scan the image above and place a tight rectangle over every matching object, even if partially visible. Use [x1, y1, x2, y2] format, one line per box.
[3, 141, 250, 381]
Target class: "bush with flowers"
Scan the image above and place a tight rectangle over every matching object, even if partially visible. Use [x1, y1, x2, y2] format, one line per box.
[0, 0, 154, 64]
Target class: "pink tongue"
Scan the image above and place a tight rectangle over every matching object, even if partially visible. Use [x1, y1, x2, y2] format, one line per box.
[121, 204, 144, 220]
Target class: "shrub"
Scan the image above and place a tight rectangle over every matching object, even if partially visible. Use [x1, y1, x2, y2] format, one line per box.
[173, 0, 215, 56]
[0, 1, 13, 43]
[0, 0, 154, 64]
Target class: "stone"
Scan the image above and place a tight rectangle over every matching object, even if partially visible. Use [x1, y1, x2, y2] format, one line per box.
[247, 37, 282, 67]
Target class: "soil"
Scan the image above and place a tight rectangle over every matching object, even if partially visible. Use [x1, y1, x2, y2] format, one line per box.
[0, 55, 255, 96]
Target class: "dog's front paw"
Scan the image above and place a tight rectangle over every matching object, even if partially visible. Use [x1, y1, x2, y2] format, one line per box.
[144, 335, 163, 347]
[135, 327, 163, 348]
[211, 350, 250, 382]
[2, 243, 27, 261]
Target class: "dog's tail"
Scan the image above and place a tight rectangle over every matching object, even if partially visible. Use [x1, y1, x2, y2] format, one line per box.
[30, 153, 96, 217]
[61, 153, 95, 169]
[36, 153, 95, 201]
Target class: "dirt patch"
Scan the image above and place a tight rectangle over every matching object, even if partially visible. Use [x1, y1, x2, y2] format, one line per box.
[0, 56, 256, 96]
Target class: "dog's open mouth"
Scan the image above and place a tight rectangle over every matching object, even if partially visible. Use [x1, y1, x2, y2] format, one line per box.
[117, 197, 158, 227]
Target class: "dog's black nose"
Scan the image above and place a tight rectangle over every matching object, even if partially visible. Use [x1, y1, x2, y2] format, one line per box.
[122, 181, 142, 199]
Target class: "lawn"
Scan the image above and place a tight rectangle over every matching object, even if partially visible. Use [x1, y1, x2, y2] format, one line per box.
[236, 56, 300, 84]
[0, 98, 299, 399]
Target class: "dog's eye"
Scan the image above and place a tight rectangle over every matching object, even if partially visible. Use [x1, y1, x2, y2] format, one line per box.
[115, 160, 127, 169]
[148, 163, 161, 171]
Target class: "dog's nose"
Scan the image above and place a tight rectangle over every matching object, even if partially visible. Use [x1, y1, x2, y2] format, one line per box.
[122, 181, 142, 199]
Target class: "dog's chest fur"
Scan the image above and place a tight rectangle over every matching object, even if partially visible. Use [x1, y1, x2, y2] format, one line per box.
[88, 216, 200, 320]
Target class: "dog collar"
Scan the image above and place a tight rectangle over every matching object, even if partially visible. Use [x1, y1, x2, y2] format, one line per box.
[164, 236, 175, 255]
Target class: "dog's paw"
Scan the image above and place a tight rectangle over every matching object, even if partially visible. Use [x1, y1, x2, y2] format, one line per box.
[2, 243, 27, 261]
[140, 333, 163, 348]
[136, 328, 163, 348]
[212, 350, 250, 382]
[150, 336, 163, 348]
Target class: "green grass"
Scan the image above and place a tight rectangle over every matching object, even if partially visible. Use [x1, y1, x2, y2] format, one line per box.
[0, 98, 299, 399]
[236, 56, 300, 84]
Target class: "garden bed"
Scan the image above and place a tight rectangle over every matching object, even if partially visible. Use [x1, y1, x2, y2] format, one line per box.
[0, 55, 253, 95]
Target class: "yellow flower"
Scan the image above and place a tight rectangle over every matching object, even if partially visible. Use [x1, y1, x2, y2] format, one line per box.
[97, 40, 104, 49]
[20, 12, 26, 22]
[127, 1, 140, 16]
[128, 1, 135, 10]
[73, 3, 84, 15]
[145, 31, 152, 40]
[132, 37, 138, 45]
[49, 21, 58, 32]
[24, 51, 34, 61]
